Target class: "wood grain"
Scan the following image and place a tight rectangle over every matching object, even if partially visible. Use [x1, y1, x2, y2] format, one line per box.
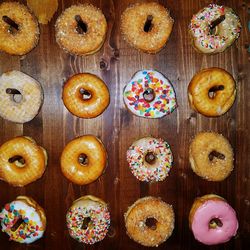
[0, 0, 249, 249]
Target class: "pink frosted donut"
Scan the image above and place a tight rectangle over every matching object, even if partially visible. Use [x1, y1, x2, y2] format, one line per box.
[189, 194, 238, 245]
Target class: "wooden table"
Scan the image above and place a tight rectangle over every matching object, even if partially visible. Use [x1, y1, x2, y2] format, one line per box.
[0, 0, 249, 249]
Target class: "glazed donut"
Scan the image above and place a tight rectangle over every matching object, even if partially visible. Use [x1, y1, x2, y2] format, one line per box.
[0, 196, 46, 243]
[189, 4, 241, 54]
[126, 137, 173, 182]
[121, 2, 174, 53]
[0, 1, 39, 55]
[62, 73, 110, 118]
[66, 195, 110, 244]
[55, 4, 107, 56]
[189, 132, 234, 181]
[189, 194, 238, 245]
[0, 136, 48, 187]
[123, 70, 177, 118]
[60, 135, 107, 185]
[124, 197, 175, 247]
[188, 68, 236, 117]
[0, 70, 44, 123]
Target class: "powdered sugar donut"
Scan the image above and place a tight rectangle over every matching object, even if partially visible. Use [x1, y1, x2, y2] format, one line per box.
[189, 4, 241, 54]
[0, 70, 43, 123]
[126, 137, 173, 182]
[123, 70, 177, 118]
[66, 195, 110, 244]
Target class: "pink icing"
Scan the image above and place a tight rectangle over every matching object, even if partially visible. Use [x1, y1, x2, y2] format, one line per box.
[191, 200, 238, 245]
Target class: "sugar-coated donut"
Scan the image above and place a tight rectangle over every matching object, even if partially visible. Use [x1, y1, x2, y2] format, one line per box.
[60, 135, 107, 185]
[123, 70, 177, 118]
[124, 196, 175, 247]
[62, 73, 110, 118]
[189, 194, 238, 245]
[189, 4, 241, 54]
[0, 196, 46, 243]
[127, 137, 173, 182]
[66, 195, 110, 244]
[0, 70, 44, 123]
[188, 68, 236, 117]
[189, 132, 234, 181]
[0, 136, 48, 187]
[121, 2, 174, 53]
[0, 1, 39, 55]
[55, 4, 107, 56]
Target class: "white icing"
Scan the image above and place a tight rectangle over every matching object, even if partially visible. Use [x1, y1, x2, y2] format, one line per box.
[0, 200, 44, 243]
[127, 137, 173, 182]
[123, 70, 177, 118]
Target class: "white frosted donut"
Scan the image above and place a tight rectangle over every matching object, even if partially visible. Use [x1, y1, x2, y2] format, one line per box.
[189, 4, 241, 54]
[0, 71, 43, 123]
[126, 137, 173, 182]
[0, 196, 46, 244]
[66, 195, 110, 244]
[123, 70, 177, 118]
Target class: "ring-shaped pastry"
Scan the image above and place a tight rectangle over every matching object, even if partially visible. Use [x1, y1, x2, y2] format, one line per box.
[60, 135, 107, 185]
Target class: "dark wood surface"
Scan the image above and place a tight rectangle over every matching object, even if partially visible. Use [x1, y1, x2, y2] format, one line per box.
[0, 0, 249, 249]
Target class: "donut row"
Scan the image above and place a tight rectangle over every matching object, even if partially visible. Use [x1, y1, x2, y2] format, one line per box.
[0, 194, 238, 247]
[0, 129, 235, 187]
[0, 2, 241, 56]
[0, 67, 237, 124]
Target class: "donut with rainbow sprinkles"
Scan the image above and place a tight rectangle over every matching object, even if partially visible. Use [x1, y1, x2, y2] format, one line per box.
[189, 4, 241, 54]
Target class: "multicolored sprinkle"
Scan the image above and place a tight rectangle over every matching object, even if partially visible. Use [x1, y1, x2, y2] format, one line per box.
[127, 137, 173, 182]
[190, 4, 241, 53]
[0, 200, 44, 243]
[66, 199, 110, 244]
[123, 70, 177, 118]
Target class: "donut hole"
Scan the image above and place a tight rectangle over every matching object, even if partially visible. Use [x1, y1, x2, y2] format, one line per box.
[209, 15, 225, 35]
[11, 217, 26, 232]
[2, 15, 19, 34]
[143, 88, 155, 102]
[145, 152, 156, 165]
[209, 218, 223, 229]
[210, 26, 219, 36]
[144, 15, 153, 33]
[6, 88, 23, 103]
[81, 217, 92, 230]
[8, 155, 25, 167]
[208, 150, 225, 161]
[145, 217, 157, 230]
[75, 15, 88, 34]
[208, 85, 224, 99]
[79, 88, 92, 100]
[78, 153, 88, 166]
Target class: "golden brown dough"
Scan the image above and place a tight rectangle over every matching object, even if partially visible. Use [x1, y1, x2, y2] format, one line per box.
[60, 135, 107, 185]
[189, 132, 234, 181]
[0, 136, 47, 186]
[188, 68, 236, 117]
[121, 2, 174, 53]
[55, 4, 107, 56]
[0, 1, 39, 55]
[62, 73, 110, 118]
